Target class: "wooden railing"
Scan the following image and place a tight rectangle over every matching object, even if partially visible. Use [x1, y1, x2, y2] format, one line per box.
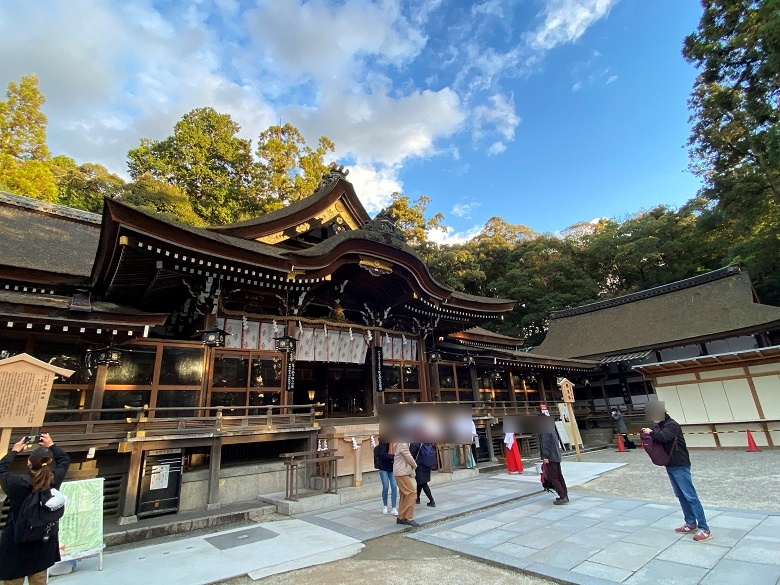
[8, 405, 318, 449]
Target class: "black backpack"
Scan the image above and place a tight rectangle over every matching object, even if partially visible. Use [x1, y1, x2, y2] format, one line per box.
[13, 489, 65, 544]
[373, 445, 382, 470]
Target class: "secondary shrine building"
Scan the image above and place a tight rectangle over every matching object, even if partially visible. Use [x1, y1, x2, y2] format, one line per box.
[0, 168, 596, 523]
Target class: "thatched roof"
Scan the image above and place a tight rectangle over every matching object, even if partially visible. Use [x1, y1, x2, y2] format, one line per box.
[533, 267, 780, 359]
[0, 191, 101, 278]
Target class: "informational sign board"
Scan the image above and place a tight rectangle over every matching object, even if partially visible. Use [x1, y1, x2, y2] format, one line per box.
[374, 347, 384, 393]
[286, 355, 296, 391]
[59, 478, 105, 566]
[0, 354, 73, 428]
[150, 464, 170, 490]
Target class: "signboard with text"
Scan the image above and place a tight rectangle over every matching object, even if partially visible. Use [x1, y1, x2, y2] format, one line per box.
[374, 347, 384, 392]
[0, 354, 73, 428]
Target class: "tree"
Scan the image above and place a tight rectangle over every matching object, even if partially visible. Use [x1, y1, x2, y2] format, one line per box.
[51, 156, 125, 213]
[255, 123, 335, 204]
[683, 0, 780, 207]
[683, 0, 780, 304]
[119, 174, 205, 226]
[127, 107, 257, 225]
[0, 74, 49, 161]
[385, 193, 446, 245]
[0, 156, 57, 201]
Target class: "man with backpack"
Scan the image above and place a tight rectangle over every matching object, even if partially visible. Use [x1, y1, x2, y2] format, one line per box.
[641, 403, 711, 542]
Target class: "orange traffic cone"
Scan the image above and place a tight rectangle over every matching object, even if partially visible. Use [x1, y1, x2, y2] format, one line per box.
[616, 433, 626, 452]
[746, 430, 761, 452]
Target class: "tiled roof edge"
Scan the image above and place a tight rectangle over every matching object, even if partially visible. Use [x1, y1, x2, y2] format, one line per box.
[550, 266, 741, 320]
[0, 191, 102, 224]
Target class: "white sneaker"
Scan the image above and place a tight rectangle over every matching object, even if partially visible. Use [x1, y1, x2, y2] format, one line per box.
[383, 506, 388, 515]
[391, 508, 398, 516]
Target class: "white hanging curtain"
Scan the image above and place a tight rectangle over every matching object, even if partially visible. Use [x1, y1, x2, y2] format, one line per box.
[242, 321, 260, 349]
[327, 330, 340, 362]
[297, 327, 315, 361]
[392, 337, 403, 360]
[349, 334, 366, 364]
[382, 334, 393, 357]
[223, 319, 242, 348]
[260, 323, 275, 350]
[313, 328, 328, 362]
[337, 331, 351, 363]
[402, 337, 412, 361]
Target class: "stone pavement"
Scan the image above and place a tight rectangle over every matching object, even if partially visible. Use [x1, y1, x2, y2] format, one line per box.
[49, 462, 621, 584]
[410, 491, 780, 585]
[299, 462, 624, 541]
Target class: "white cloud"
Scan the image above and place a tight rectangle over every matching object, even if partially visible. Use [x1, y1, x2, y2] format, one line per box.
[528, 0, 620, 52]
[345, 164, 402, 214]
[428, 224, 483, 245]
[572, 82, 583, 92]
[488, 141, 507, 155]
[606, 75, 618, 84]
[0, 0, 617, 201]
[473, 94, 521, 142]
[452, 201, 482, 218]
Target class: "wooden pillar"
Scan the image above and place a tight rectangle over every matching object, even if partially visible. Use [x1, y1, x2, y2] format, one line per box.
[207, 438, 222, 510]
[118, 444, 143, 525]
[539, 374, 548, 403]
[508, 370, 518, 407]
[485, 420, 497, 462]
[470, 367, 480, 403]
[88, 364, 109, 421]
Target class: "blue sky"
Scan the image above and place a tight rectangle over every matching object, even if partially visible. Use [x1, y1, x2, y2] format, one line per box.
[0, 0, 704, 240]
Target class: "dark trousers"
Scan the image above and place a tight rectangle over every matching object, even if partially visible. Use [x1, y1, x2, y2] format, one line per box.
[622, 434, 636, 449]
[416, 482, 434, 503]
[545, 462, 568, 498]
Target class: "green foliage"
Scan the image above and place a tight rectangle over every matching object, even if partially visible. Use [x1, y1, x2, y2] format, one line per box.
[255, 124, 334, 204]
[0, 74, 49, 161]
[118, 174, 206, 226]
[683, 0, 780, 304]
[0, 154, 57, 201]
[386, 193, 446, 245]
[127, 107, 258, 225]
[51, 156, 125, 213]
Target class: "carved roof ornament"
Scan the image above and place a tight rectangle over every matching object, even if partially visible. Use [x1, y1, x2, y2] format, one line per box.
[359, 208, 407, 248]
[315, 164, 350, 193]
[358, 256, 393, 277]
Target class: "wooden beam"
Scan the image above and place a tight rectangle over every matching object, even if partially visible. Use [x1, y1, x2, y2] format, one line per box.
[207, 438, 222, 510]
[118, 444, 143, 524]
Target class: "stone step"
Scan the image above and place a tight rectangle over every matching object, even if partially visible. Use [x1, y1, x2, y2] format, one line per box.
[104, 503, 277, 547]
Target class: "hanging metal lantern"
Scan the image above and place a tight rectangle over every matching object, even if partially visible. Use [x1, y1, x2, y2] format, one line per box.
[91, 346, 123, 367]
[462, 354, 476, 367]
[274, 335, 297, 353]
[427, 347, 443, 363]
[201, 327, 228, 347]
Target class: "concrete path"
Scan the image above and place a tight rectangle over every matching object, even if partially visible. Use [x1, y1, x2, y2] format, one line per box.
[410, 491, 780, 585]
[51, 520, 363, 585]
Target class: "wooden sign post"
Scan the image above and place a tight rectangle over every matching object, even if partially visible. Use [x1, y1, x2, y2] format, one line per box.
[557, 378, 581, 462]
[0, 353, 74, 453]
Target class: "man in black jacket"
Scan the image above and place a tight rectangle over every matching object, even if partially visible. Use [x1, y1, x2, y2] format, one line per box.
[538, 404, 568, 505]
[642, 407, 711, 542]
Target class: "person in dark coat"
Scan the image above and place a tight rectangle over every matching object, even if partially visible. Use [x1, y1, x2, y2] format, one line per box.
[410, 443, 435, 507]
[611, 408, 635, 449]
[0, 433, 70, 585]
[538, 405, 568, 505]
[642, 409, 711, 542]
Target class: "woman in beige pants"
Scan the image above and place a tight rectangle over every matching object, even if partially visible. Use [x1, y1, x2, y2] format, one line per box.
[392, 442, 419, 526]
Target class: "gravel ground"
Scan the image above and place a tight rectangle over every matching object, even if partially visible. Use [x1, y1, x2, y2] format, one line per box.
[571, 447, 780, 512]
[219, 532, 553, 585]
